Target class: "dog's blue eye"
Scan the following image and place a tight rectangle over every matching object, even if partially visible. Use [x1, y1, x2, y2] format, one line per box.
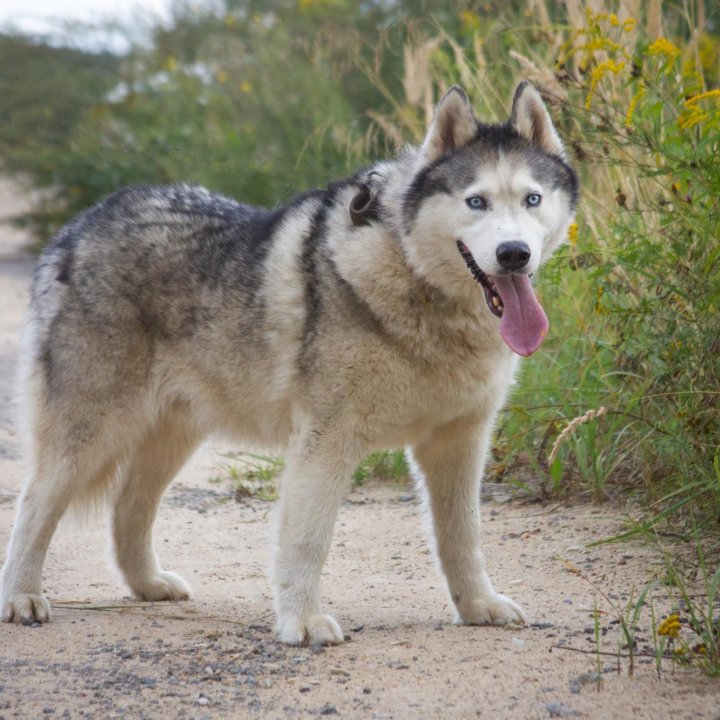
[526, 193, 542, 207]
[466, 196, 487, 211]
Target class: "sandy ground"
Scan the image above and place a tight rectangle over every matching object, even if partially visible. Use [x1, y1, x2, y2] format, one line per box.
[0, 176, 718, 719]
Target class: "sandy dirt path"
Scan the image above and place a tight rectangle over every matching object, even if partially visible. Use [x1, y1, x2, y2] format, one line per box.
[0, 177, 717, 719]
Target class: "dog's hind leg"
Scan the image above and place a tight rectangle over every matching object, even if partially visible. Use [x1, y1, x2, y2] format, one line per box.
[1, 468, 74, 623]
[112, 402, 201, 602]
[1, 427, 120, 624]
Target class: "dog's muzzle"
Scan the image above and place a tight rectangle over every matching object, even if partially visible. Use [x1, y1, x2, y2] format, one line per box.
[456, 239, 549, 357]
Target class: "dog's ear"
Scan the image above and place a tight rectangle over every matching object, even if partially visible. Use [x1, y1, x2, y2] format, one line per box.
[510, 81, 566, 159]
[422, 86, 477, 162]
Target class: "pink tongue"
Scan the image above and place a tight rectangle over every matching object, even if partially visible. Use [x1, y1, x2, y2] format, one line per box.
[491, 274, 549, 356]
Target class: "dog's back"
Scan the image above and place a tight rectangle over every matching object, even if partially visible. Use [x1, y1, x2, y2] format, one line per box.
[32, 184, 277, 353]
[27, 184, 328, 451]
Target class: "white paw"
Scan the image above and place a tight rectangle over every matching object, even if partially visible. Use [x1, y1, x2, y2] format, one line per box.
[457, 593, 526, 626]
[276, 613, 345, 646]
[131, 571, 191, 602]
[1, 593, 51, 624]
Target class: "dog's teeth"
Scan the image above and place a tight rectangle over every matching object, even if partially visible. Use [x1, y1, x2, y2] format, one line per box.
[492, 296, 500, 307]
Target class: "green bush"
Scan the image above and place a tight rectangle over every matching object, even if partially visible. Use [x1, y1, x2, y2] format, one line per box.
[491, 8, 720, 538]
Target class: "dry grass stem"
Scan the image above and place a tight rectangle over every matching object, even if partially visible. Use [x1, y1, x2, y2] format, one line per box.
[509, 51, 568, 99]
[549, 407, 608, 465]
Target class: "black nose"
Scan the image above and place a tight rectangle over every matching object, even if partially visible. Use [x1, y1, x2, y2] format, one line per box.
[496, 241, 531, 272]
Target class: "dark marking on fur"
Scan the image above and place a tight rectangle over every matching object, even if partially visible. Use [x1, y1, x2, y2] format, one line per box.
[401, 164, 452, 232]
[527, 152, 579, 210]
[38, 341, 56, 390]
[55, 250, 73, 285]
[330, 263, 394, 346]
[298, 204, 330, 373]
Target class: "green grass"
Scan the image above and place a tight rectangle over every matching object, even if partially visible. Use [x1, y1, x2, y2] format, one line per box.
[214, 452, 284, 502]
[353, 451, 409, 487]
[214, 449, 410, 501]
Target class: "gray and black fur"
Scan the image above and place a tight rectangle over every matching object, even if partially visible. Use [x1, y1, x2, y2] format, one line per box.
[1, 82, 578, 645]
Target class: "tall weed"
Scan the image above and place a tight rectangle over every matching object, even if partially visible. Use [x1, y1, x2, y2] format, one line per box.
[514, 5, 720, 537]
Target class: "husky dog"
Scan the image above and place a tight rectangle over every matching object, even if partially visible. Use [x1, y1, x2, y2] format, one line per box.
[1, 82, 577, 645]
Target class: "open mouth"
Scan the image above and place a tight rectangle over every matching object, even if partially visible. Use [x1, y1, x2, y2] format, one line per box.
[456, 240, 503, 318]
[455, 239, 550, 357]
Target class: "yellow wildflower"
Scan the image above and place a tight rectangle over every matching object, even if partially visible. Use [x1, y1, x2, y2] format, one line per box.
[591, 59, 625, 83]
[594, 285, 608, 314]
[582, 37, 623, 54]
[567, 223, 578, 247]
[684, 89, 720, 105]
[586, 9, 612, 25]
[678, 89, 720, 130]
[658, 613, 682, 638]
[460, 9, 481, 33]
[625, 84, 645, 127]
[622, 18, 637, 33]
[678, 104, 709, 130]
[647, 38, 681, 63]
[586, 60, 626, 109]
[240, 80, 253, 93]
[216, 70, 228, 84]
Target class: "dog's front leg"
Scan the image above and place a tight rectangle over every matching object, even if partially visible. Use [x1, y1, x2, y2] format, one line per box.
[410, 415, 526, 626]
[271, 429, 358, 646]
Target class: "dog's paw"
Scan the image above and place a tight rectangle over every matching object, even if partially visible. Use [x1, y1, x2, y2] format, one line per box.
[457, 593, 526, 626]
[276, 613, 345, 646]
[1, 593, 51, 624]
[132, 571, 191, 602]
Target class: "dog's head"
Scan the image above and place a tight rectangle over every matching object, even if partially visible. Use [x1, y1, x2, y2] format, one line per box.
[401, 82, 578, 356]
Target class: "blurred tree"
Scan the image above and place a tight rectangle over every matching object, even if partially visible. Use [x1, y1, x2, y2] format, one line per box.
[0, 34, 118, 180]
